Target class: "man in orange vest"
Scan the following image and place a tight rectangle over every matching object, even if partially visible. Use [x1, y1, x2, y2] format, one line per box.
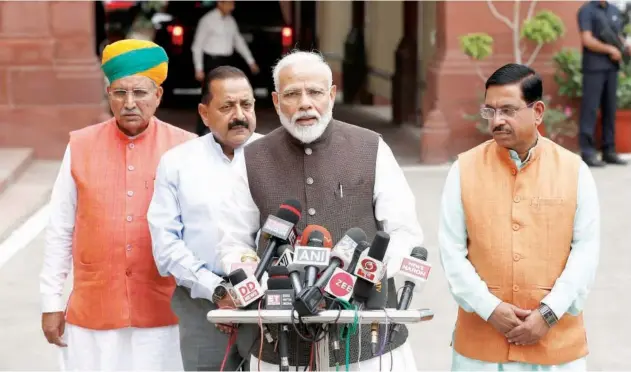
[39, 39, 196, 370]
[439, 63, 600, 371]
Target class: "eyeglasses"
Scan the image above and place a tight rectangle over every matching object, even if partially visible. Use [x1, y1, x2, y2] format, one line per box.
[480, 102, 536, 120]
[279, 88, 329, 104]
[109, 88, 154, 102]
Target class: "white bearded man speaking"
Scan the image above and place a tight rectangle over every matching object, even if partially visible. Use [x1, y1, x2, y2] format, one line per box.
[213, 50, 425, 371]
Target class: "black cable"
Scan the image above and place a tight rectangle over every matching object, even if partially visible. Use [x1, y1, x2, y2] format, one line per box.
[233, 332, 261, 371]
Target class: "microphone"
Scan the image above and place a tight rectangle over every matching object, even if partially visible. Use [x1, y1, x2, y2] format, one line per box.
[228, 268, 264, 308]
[389, 247, 431, 342]
[253, 199, 302, 282]
[366, 278, 388, 355]
[265, 266, 295, 310]
[352, 231, 390, 306]
[266, 276, 293, 371]
[292, 228, 365, 317]
[272, 244, 294, 267]
[300, 225, 333, 248]
[290, 226, 332, 288]
[315, 227, 368, 288]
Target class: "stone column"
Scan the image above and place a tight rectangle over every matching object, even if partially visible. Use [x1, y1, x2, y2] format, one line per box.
[0, 1, 105, 159]
[421, 0, 582, 163]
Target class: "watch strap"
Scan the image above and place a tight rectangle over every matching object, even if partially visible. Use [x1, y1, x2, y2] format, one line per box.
[539, 303, 558, 327]
[212, 280, 228, 304]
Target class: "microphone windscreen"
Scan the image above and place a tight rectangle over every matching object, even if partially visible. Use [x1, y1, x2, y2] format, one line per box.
[276, 244, 293, 256]
[300, 225, 333, 248]
[277, 199, 302, 225]
[411, 246, 428, 261]
[367, 231, 390, 261]
[268, 265, 289, 278]
[342, 227, 368, 244]
[268, 277, 293, 290]
[228, 268, 247, 285]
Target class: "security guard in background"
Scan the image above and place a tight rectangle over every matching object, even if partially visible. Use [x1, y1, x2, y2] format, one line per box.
[578, 0, 629, 167]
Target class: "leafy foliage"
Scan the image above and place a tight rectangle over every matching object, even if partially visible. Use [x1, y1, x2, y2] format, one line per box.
[520, 10, 565, 44]
[459, 33, 494, 61]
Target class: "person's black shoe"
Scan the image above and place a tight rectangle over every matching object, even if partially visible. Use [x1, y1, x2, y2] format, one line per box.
[582, 154, 606, 167]
[602, 152, 628, 165]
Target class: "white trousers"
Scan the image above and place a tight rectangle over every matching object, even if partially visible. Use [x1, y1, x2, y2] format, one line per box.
[250, 341, 418, 371]
[452, 350, 587, 371]
[58, 323, 183, 371]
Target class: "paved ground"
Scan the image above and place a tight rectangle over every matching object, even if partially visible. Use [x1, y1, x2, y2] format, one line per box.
[0, 157, 629, 370]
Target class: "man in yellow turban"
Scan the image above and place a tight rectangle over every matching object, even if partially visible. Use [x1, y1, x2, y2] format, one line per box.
[39, 39, 196, 370]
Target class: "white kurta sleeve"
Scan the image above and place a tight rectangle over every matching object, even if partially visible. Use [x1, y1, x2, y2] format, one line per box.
[39, 145, 76, 313]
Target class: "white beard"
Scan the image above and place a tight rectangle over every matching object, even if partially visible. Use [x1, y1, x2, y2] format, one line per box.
[279, 101, 333, 144]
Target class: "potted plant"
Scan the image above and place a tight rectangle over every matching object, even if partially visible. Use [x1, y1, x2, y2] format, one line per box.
[554, 48, 631, 153]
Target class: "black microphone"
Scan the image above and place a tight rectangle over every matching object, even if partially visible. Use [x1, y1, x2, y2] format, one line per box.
[352, 231, 390, 306]
[366, 273, 389, 355]
[253, 199, 302, 282]
[266, 276, 293, 371]
[228, 268, 264, 309]
[389, 247, 430, 342]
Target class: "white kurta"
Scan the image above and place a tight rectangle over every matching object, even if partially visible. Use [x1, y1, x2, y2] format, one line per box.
[40, 143, 184, 371]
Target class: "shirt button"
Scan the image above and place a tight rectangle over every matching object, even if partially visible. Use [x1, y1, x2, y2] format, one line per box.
[126, 215, 133, 222]
[126, 268, 132, 276]
[305, 148, 312, 155]
[129, 143, 135, 149]
[308, 208, 316, 216]
[127, 190, 134, 197]
[126, 244, 132, 252]
[512, 223, 520, 231]
[513, 253, 521, 261]
[513, 285, 519, 292]
[513, 196, 520, 203]
[306, 177, 314, 185]
[128, 165, 135, 171]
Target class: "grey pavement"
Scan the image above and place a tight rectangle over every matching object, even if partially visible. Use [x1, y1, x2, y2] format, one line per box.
[0, 162, 629, 370]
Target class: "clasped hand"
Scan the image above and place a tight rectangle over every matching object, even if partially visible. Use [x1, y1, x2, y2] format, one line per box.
[488, 302, 550, 346]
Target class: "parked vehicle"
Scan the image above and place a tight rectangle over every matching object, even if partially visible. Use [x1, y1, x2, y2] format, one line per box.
[152, 1, 294, 108]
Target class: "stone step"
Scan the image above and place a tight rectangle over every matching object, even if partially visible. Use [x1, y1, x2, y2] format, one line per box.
[0, 160, 61, 242]
[0, 148, 34, 194]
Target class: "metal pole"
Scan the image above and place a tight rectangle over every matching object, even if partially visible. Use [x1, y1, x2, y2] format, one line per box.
[207, 309, 434, 324]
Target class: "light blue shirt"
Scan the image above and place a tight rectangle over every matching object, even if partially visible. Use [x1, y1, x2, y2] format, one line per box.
[438, 146, 601, 322]
[147, 132, 263, 302]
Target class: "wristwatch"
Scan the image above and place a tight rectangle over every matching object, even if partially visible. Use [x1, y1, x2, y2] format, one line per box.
[538, 303, 558, 327]
[212, 281, 228, 305]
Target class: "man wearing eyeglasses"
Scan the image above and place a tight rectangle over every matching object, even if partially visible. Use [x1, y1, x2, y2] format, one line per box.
[439, 63, 600, 371]
[39, 39, 196, 370]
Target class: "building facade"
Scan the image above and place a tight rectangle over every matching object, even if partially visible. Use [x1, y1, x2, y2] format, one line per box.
[317, 1, 584, 163]
[0, 1, 586, 163]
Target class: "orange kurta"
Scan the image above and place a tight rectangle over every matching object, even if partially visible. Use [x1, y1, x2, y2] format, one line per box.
[453, 137, 588, 365]
[66, 117, 196, 330]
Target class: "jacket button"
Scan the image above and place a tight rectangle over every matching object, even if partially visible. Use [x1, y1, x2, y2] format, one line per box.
[126, 269, 132, 276]
[513, 196, 520, 203]
[513, 285, 519, 292]
[511, 169, 517, 175]
[308, 208, 316, 216]
[512, 223, 520, 231]
[306, 177, 314, 185]
[513, 253, 520, 261]
[305, 148, 312, 155]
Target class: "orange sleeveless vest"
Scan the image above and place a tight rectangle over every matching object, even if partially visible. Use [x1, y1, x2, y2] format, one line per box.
[66, 117, 196, 330]
[453, 137, 588, 365]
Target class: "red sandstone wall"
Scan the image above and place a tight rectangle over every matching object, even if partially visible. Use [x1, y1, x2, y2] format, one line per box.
[0, 1, 105, 159]
[425, 1, 583, 158]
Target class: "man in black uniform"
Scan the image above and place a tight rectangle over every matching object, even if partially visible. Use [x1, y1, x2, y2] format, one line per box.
[578, 0, 629, 166]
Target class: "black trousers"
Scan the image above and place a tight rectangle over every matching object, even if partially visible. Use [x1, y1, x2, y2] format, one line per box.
[195, 54, 234, 136]
[579, 69, 618, 156]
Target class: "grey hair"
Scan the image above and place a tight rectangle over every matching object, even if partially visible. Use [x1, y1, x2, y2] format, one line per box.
[272, 50, 333, 92]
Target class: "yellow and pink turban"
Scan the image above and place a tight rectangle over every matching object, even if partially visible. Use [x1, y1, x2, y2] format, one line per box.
[101, 39, 169, 86]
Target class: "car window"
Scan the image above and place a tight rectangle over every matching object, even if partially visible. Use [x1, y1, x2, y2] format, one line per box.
[232, 1, 287, 27]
